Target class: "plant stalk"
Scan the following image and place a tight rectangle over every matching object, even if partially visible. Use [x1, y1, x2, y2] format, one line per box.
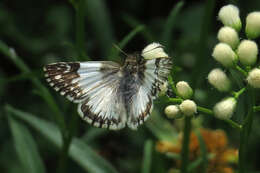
[239, 88, 255, 173]
[181, 116, 192, 173]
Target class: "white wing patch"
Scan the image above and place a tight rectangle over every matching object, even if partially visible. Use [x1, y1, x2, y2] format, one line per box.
[127, 58, 172, 130]
[77, 70, 127, 130]
[44, 61, 127, 130]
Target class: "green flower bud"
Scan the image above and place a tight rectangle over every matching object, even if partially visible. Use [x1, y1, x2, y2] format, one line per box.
[176, 81, 193, 99]
[179, 99, 197, 116]
[237, 40, 258, 66]
[246, 12, 260, 39]
[217, 26, 239, 49]
[208, 68, 231, 92]
[142, 42, 168, 60]
[212, 43, 237, 68]
[214, 97, 237, 120]
[218, 4, 242, 31]
[164, 105, 182, 119]
[247, 68, 260, 88]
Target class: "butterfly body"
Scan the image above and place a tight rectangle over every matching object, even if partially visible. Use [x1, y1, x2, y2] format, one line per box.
[44, 43, 172, 130]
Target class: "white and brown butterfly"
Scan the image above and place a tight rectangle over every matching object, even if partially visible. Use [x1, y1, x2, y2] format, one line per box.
[43, 43, 172, 130]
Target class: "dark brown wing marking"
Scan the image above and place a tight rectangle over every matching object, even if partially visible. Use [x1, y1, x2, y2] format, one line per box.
[43, 62, 86, 102]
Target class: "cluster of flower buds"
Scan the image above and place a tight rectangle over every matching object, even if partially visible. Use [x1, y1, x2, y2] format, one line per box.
[208, 4, 260, 120]
[165, 81, 197, 119]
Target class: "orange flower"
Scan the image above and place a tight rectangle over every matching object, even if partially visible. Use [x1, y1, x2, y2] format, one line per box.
[156, 128, 238, 173]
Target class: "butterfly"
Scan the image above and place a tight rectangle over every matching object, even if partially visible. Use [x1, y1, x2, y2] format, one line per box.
[43, 43, 172, 130]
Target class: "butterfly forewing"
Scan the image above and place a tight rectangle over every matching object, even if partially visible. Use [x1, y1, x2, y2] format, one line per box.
[44, 61, 127, 130]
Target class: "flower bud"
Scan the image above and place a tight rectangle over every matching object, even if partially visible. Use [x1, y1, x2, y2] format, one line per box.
[212, 43, 237, 67]
[164, 105, 182, 119]
[176, 81, 193, 99]
[208, 68, 231, 92]
[247, 68, 260, 88]
[217, 26, 239, 49]
[179, 99, 197, 116]
[213, 97, 237, 120]
[158, 82, 168, 96]
[218, 4, 242, 31]
[237, 40, 258, 66]
[246, 12, 260, 39]
[142, 42, 169, 60]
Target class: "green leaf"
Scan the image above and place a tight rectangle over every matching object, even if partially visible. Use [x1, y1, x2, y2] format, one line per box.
[161, 1, 184, 48]
[194, 130, 208, 173]
[187, 157, 203, 172]
[0, 40, 65, 133]
[146, 109, 178, 142]
[109, 25, 145, 61]
[141, 140, 153, 173]
[5, 105, 119, 173]
[7, 115, 46, 173]
[122, 14, 154, 42]
[118, 25, 145, 50]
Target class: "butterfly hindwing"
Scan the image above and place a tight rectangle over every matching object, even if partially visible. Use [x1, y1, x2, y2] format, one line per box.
[127, 57, 172, 129]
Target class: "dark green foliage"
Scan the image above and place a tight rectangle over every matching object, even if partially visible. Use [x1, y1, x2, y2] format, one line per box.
[1, 0, 260, 173]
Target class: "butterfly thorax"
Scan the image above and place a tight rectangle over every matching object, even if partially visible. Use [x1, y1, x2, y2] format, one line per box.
[122, 55, 140, 74]
[119, 55, 146, 111]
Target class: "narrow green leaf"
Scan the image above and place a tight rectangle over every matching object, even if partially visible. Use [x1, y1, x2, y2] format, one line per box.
[122, 14, 154, 42]
[109, 25, 145, 60]
[141, 140, 153, 173]
[118, 25, 145, 50]
[161, 1, 184, 48]
[187, 157, 203, 172]
[194, 130, 208, 173]
[146, 110, 178, 142]
[5, 105, 118, 173]
[82, 128, 109, 143]
[0, 40, 65, 132]
[7, 115, 46, 173]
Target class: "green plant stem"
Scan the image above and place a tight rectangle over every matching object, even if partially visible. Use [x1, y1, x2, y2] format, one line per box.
[253, 106, 260, 112]
[181, 116, 192, 173]
[56, 1, 87, 172]
[141, 140, 153, 173]
[239, 88, 255, 173]
[168, 76, 179, 96]
[197, 106, 213, 115]
[167, 97, 242, 130]
[168, 98, 183, 104]
[232, 87, 247, 100]
[57, 134, 72, 173]
[197, 106, 242, 130]
[235, 65, 248, 77]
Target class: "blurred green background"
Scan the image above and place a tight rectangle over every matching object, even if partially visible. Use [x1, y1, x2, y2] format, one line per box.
[1, 0, 260, 173]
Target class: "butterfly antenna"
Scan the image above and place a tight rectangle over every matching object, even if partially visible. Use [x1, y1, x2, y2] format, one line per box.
[113, 44, 128, 57]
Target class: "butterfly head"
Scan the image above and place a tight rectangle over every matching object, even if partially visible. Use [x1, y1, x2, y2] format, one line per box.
[123, 54, 140, 72]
